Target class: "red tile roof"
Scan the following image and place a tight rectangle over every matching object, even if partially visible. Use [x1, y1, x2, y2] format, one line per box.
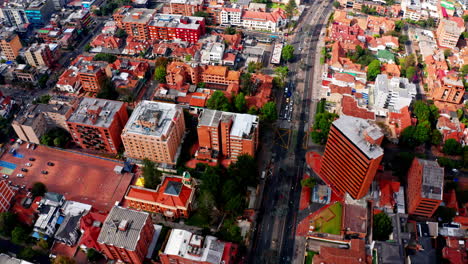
[313, 239, 368, 264]
[189, 92, 208, 107]
[79, 209, 107, 250]
[341, 95, 375, 120]
[379, 180, 400, 208]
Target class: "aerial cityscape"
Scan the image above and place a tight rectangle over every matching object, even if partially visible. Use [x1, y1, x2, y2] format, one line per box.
[0, 0, 466, 263]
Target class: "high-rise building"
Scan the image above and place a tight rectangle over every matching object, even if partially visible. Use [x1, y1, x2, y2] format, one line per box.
[113, 7, 156, 41]
[319, 115, 384, 200]
[25, 0, 54, 26]
[160, 229, 238, 264]
[97, 206, 155, 264]
[12, 103, 72, 144]
[407, 158, 444, 217]
[169, 0, 202, 16]
[124, 172, 195, 219]
[436, 18, 465, 49]
[148, 14, 205, 43]
[66, 97, 128, 154]
[121, 101, 185, 164]
[196, 109, 259, 162]
[0, 181, 15, 213]
[73, 57, 107, 93]
[0, 31, 22, 61]
[0, 1, 29, 28]
[24, 43, 54, 67]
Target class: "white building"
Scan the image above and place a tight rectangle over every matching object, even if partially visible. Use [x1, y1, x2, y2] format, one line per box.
[0, 0, 29, 27]
[33, 192, 65, 238]
[220, 8, 241, 26]
[241, 10, 286, 33]
[201, 42, 225, 65]
[373, 74, 416, 115]
[401, 0, 422, 21]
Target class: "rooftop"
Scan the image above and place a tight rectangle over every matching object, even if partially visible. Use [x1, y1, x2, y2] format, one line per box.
[123, 100, 181, 137]
[14, 103, 70, 126]
[122, 8, 156, 24]
[67, 97, 124, 128]
[97, 206, 150, 251]
[198, 109, 258, 138]
[149, 14, 204, 30]
[332, 115, 384, 159]
[417, 159, 444, 200]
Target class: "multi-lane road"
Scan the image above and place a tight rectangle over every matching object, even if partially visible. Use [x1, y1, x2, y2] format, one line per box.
[248, 1, 334, 263]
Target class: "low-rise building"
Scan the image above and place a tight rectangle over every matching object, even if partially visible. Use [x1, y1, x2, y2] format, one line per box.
[373, 74, 416, 115]
[241, 10, 286, 32]
[169, 0, 202, 16]
[33, 192, 66, 238]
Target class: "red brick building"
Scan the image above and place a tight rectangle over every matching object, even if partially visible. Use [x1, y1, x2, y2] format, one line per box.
[124, 172, 195, 219]
[74, 56, 107, 93]
[169, 0, 202, 16]
[148, 14, 205, 43]
[319, 115, 384, 199]
[0, 181, 15, 213]
[407, 158, 444, 218]
[67, 97, 128, 154]
[113, 7, 157, 41]
[97, 206, 155, 264]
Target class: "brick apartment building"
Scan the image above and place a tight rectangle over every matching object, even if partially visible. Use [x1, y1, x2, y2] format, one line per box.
[169, 0, 202, 16]
[12, 103, 73, 144]
[0, 31, 22, 61]
[432, 71, 465, 105]
[0, 181, 15, 213]
[148, 14, 205, 43]
[97, 206, 155, 264]
[121, 101, 185, 164]
[24, 43, 54, 68]
[436, 18, 465, 49]
[160, 229, 238, 264]
[75, 57, 107, 93]
[67, 97, 128, 154]
[124, 172, 195, 219]
[196, 109, 259, 163]
[407, 158, 444, 217]
[113, 7, 157, 41]
[166, 62, 240, 88]
[319, 115, 384, 200]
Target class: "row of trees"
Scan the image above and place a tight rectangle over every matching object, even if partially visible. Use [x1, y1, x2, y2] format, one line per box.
[400, 100, 439, 147]
[40, 128, 71, 148]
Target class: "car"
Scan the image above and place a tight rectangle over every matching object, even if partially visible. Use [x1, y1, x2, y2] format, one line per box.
[16, 174, 24, 178]
[25, 163, 32, 167]
[284, 87, 289, 94]
[41, 170, 48, 175]
[286, 98, 290, 103]
[21, 168, 28, 172]
[32, 144, 37, 150]
[26, 143, 31, 149]
[47, 162, 54, 166]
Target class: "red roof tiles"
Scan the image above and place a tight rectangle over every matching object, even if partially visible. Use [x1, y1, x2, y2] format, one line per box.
[341, 95, 375, 120]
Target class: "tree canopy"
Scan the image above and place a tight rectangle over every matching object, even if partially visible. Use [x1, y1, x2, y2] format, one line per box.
[373, 212, 393, 241]
[367, 60, 381, 81]
[154, 65, 167, 83]
[285, 0, 297, 19]
[260, 102, 278, 122]
[247, 61, 262, 73]
[443, 139, 463, 155]
[348, 45, 375, 65]
[32, 182, 47, 197]
[0, 212, 17, 236]
[114, 28, 127, 38]
[281, 44, 295, 62]
[53, 256, 76, 264]
[224, 27, 236, 35]
[240, 73, 256, 95]
[86, 248, 103, 262]
[142, 159, 162, 189]
[96, 76, 119, 100]
[206, 91, 231, 111]
[40, 127, 71, 148]
[311, 112, 338, 144]
[11, 226, 28, 245]
[234, 92, 247, 113]
[93, 53, 117, 63]
[274, 66, 289, 85]
[435, 206, 457, 223]
[413, 100, 439, 125]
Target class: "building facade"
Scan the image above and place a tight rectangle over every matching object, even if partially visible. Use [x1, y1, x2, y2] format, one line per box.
[436, 18, 464, 49]
[25, 0, 54, 26]
[121, 101, 185, 164]
[124, 172, 195, 219]
[0, 2, 29, 27]
[0, 181, 15, 213]
[407, 158, 444, 217]
[220, 8, 242, 26]
[0, 32, 22, 61]
[319, 115, 384, 200]
[169, 0, 202, 16]
[97, 206, 155, 264]
[24, 43, 54, 68]
[148, 14, 205, 43]
[66, 97, 128, 154]
[75, 58, 107, 93]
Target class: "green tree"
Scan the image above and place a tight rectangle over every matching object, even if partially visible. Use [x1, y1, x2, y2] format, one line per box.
[11, 226, 28, 245]
[114, 28, 127, 38]
[311, 112, 338, 144]
[93, 53, 117, 63]
[86, 248, 103, 262]
[461, 65, 468, 76]
[434, 206, 457, 223]
[224, 27, 236, 35]
[0, 212, 16, 236]
[142, 159, 161, 189]
[32, 182, 47, 197]
[247, 106, 258, 115]
[431, 129, 442, 145]
[395, 20, 405, 32]
[18, 247, 38, 261]
[194, 11, 210, 18]
[240, 73, 256, 95]
[154, 65, 167, 83]
[367, 60, 381, 81]
[373, 212, 393, 241]
[414, 121, 431, 144]
[198, 82, 206, 88]
[406, 66, 416, 80]
[217, 218, 242, 243]
[228, 154, 258, 187]
[333, 1, 340, 8]
[33, 94, 51, 104]
[247, 61, 262, 73]
[185, 54, 192, 61]
[53, 256, 76, 264]
[224, 194, 245, 215]
[464, 15, 468, 22]
[200, 166, 223, 197]
[284, 0, 297, 20]
[260, 102, 278, 122]
[301, 177, 317, 188]
[392, 152, 416, 177]
[400, 126, 418, 147]
[413, 100, 431, 122]
[274, 66, 289, 85]
[37, 239, 49, 250]
[155, 57, 169, 68]
[84, 44, 92, 52]
[234, 92, 247, 113]
[444, 49, 452, 58]
[97, 76, 118, 100]
[443, 139, 463, 155]
[281, 44, 295, 62]
[207, 91, 231, 111]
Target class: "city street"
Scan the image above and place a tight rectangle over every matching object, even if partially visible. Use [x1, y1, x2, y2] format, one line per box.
[248, 1, 334, 263]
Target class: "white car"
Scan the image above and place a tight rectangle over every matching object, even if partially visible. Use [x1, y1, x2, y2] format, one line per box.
[25, 163, 32, 167]
[16, 174, 24, 178]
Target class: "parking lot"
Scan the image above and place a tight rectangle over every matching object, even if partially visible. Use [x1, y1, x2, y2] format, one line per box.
[0, 144, 133, 212]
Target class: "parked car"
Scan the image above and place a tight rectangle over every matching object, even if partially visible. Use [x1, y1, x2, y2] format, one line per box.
[21, 168, 28, 172]
[29, 157, 36, 161]
[41, 170, 48, 175]
[16, 174, 24, 178]
[32, 144, 37, 150]
[47, 162, 54, 166]
[25, 163, 32, 167]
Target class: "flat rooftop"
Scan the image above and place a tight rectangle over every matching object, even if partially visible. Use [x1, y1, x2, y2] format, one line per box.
[122, 8, 156, 24]
[333, 115, 384, 159]
[123, 100, 181, 137]
[198, 109, 259, 138]
[67, 97, 124, 128]
[418, 159, 444, 200]
[14, 103, 70, 126]
[0, 144, 133, 212]
[149, 14, 204, 30]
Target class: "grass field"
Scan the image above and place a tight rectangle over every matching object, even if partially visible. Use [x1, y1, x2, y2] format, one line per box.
[313, 202, 342, 235]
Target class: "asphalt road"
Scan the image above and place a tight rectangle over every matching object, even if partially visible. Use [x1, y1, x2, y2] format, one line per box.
[248, 1, 334, 263]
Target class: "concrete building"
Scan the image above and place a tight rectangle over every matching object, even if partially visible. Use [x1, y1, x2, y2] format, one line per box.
[25, 0, 54, 26]
[97, 206, 155, 264]
[196, 109, 259, 162]
[407, 158, 444, 218]
[124, 172, 195, 219]
[373, 74, 416, 115]
[66, 97, 128, 154]
[33, 192, 65, 238]
[160, 229, 238, 264]
[0, 31, 22, 61]
[436, 19, 465, 49]
[401, 0, 422, 21]
[121, 101, 185, 164]
[220, 8, 242, 26]
[0, 0, 29, 27]
[75, 58, 107, 93]
[113, 7, 156, 41]
[0, 181, 15, 213]
[148, 14, 206, 43]
[24, 43, 54, 68]
[201, 42, 225, 65]
[12, 103, 72, 144]
[320, 115, 384, 200]
[169, 0, 202, 16]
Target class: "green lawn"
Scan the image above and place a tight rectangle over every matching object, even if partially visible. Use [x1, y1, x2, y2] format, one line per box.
[266, 2, 286, 9]
[305, 251, 317, 264]
[314, 202, 342, 235]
